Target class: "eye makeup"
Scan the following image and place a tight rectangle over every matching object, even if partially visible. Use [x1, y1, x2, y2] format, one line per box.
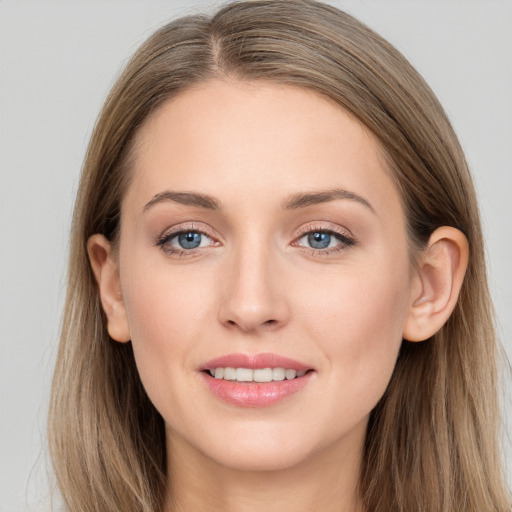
[292, 223, 357, 257]
[155, 222, 219, 257]
[154, 220, 357, 259]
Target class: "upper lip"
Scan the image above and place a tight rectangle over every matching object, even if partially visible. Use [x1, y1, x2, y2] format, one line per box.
[200, 353, 312, 372]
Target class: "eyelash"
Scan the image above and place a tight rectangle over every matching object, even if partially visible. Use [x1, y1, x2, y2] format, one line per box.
[155, 223, 356, 257]
[293, 224, 356, 255]
[156, 224, 217, 257]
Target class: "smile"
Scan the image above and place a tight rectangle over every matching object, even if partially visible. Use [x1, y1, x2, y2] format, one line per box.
[207, 367, 307, 382]
[200, 353, 315, 407]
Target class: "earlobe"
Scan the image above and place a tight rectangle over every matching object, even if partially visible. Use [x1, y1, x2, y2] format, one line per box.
[403, 226, 469, 342]
[87, 234, 131, 343]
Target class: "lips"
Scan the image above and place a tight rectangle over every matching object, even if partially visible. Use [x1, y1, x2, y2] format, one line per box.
[201, 353, 311, 372]
[199, 353, 315, 407]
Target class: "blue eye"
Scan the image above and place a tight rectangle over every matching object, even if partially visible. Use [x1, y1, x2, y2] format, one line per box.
[177, 231, 203, 249]
[157, 229, 215, 254]
[308, 232, 332, 249]
[296, 228, 355, 253]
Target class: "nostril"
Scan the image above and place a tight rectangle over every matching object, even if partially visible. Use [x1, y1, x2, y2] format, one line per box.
[224, 318, 278, 329]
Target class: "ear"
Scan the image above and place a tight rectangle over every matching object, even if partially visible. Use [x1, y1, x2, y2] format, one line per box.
[403, 226, 469, 342]
[87, 234, 131, 343]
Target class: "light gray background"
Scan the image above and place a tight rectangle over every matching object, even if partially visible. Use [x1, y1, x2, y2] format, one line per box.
[1, 1, 511, 510]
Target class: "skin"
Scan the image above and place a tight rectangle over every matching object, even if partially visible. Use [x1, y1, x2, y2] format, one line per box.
[89, 79, 468, 512]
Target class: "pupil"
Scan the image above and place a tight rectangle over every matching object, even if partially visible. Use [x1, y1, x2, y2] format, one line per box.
[179, 232, 201, 249]
[308, 232, 330, 249]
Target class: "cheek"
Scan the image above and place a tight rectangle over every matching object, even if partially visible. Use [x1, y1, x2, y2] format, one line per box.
[296, 259, 410, 407]
[119, 257, 216, 401]
[122, 246, 215, 332]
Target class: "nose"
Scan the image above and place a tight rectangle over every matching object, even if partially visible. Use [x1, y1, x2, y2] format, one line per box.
[217, 241, 290, 333]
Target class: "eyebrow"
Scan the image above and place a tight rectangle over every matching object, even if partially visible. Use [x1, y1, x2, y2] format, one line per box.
[143, 191, 220, 212]
[282, 188, 375, 213]
[142, 188, 375, 214]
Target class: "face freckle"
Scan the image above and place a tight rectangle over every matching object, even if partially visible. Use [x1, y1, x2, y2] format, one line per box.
[116, 78, 415, 473]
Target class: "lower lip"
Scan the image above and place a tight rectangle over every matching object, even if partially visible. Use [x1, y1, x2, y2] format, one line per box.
[201, 372, 313, 407]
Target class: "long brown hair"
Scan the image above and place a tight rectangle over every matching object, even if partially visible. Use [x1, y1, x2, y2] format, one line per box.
[48, 1, 511, 510]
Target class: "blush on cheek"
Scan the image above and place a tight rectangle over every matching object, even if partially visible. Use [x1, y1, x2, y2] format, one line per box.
[305, 269, 407, 387]
[123, 267, 212, 384]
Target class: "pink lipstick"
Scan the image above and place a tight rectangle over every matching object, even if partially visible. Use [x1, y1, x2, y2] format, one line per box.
[199, 353, 314, 407]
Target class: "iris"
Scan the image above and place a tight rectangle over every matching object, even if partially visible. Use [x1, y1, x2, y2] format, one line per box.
[178, 232, 202, 249]
[308, 232, 331, 249]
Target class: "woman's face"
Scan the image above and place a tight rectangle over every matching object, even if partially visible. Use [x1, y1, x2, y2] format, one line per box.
[115, 79, 418, 471]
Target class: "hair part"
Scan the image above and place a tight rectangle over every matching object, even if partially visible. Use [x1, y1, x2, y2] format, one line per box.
[48, 1, 510, 511]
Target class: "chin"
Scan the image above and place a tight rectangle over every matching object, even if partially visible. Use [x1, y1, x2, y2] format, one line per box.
[206, 442, 312, 473]
[192, 420, 340, 474]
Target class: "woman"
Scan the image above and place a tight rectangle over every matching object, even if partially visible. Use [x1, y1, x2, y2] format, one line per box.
[48, 1, 511, 511]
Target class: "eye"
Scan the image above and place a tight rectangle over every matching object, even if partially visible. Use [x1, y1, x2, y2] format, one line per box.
[294, 227, 356, 254]
[174, 231, 208, 249]
[157, 227, 217, 255]
[303, 231, 336, 249]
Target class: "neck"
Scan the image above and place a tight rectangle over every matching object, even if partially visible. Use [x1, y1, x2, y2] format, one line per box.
[163, 425, 365, 512]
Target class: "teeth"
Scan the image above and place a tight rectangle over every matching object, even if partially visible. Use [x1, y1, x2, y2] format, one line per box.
[285, 369, 297, 380]
[272, 368, 285, 381]
[223, 367, 236, 380]
[254, 368, 272, 382]
[236, 368, 253, 381]
[207, 367, 308, 382]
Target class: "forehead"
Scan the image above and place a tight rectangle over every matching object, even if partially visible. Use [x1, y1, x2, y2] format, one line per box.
[124, 79, 402, 219]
